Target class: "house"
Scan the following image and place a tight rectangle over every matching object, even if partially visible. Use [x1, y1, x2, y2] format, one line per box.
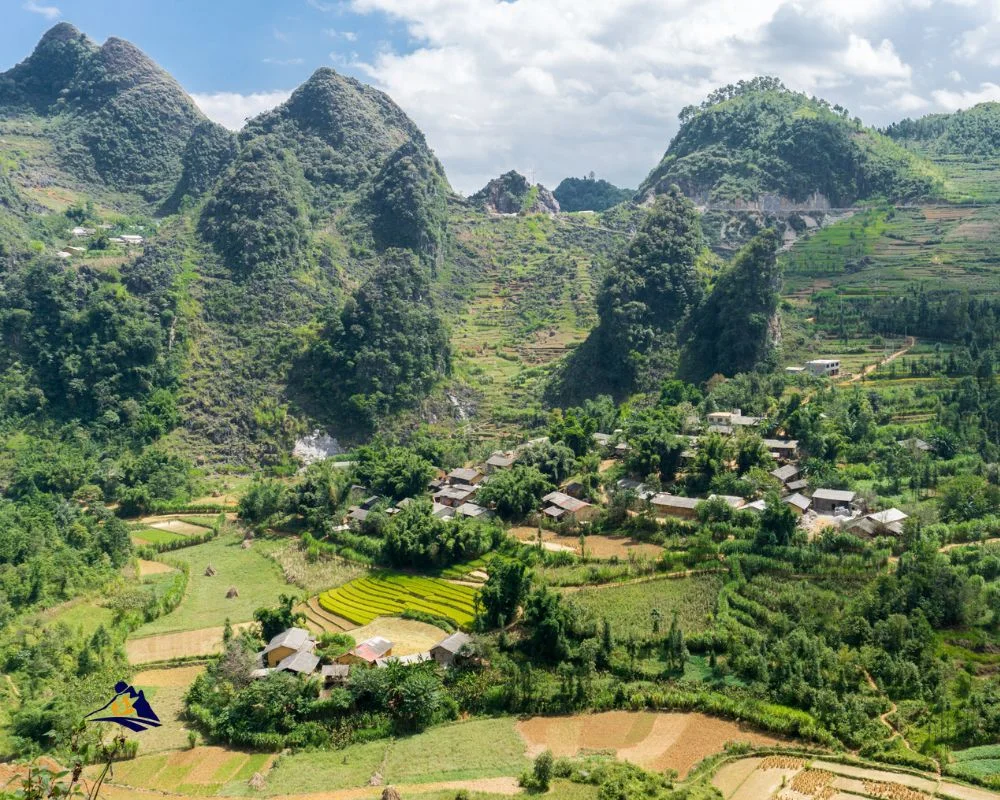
[771, 464, 801, 486]
[707, 409, 762, 428]
[708, 494, 745, 510]
[613, 441, 630, 457]
[898, 437, 933, 454]
[762, 439, 799, 461]
[562, 481, 586, 498]
[786, 479, 808, 493]
[346, 507, 370, 524]
[811, 488, 860, 516]
[650, 493, 700, 520]
[261, 627, 315, 668]
[805, 359, 841, 377]
[541, 491, 599, 523]
[376, 652, 431, 668]
[108, 237, 125, 244]
[321, 664, 351, 686]
[447, 467, 484, 486]
[455, 501, 491, 519]
[66, 245, 85, 254]
[70, 226, 93, 237]
[592, 432, 612, 451]
[359, 496, 381, 510]
[783, 493, 811, 515]
[434, 484, 477, 507]
[785, 366, 806, 375]
[57, 251, 71, 259]
[431, 631, 473, 667]
[431, 501, 455, 519]
[337, 636, 393, 666]
[707, 424, 734, 436]
[846, 508, 908, 537]
[120, 234, 144, 245]
[274, 649, 320, 675]
[485, 451, 516, 473]
[743, 499, 767, 513]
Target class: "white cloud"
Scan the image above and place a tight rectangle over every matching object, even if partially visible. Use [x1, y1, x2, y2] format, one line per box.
[263, 57, 305, 66]
[324, 28, 359, 41]
[841, 35, 911, 80]
[892, 92, 930, 111]
[191, 90, 293, 130]
[949, 69, 963, 82]
[932, 82, 1000, 110]
[23, 0, 60, 19]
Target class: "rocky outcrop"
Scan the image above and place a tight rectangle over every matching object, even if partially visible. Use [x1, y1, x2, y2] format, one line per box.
[470, 171, 560, 214]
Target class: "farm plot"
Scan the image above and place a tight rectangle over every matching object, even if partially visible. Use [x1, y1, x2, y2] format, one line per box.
[565, 573, 724, 641]
[130, 665, 205, 753]
[98, 745, 271, 796]
[131, 527, 187, 547]
[947, 745, 1000, 786]
[518, 711, 783, 777]
[127, 621, 257, 664]
[318, 572, 479, 628]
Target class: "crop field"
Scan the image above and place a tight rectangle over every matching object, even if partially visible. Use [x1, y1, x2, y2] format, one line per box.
[131, 527, 187, 547]
[565, 573, 724, 640]
[130, 534, 290, 636]
[126, 621, 257, 663]
[710, 756, 1000, 800]
[131, 665, 205, 753]
[317, 572, 479, 628]
[518, 711, 782, 777]
[947, 746, 1000, 785]
[99, 746, 272, 796]
[258, 718, 528, 794]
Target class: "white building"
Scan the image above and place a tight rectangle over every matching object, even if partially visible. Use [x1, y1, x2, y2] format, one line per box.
[805, 359, 841, 377]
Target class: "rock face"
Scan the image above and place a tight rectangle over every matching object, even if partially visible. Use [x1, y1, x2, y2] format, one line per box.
[470, 171, 560, 214]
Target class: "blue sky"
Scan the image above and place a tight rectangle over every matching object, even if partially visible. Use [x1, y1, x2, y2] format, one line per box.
[5, 0, 1000, 194]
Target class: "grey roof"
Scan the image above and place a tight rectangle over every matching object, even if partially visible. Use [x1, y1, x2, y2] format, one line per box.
[708, 494, 745, 508]
[707, 424, 733, 435]
[543, 506, 567, 518]
[486, 452, 516, 468]
[448, 467, 482, 482]
[432, 502, 455, 518]
[812, 488, 856, 503]
[592, 432, 612, 445]
[743, 499, 767, 512]
[455, 502, 489, 518]
[543, 491, 591, 512]
[432, 631, 473, 655]
[263, 627, 312, 655]
[783, 493, 811, 511]
[275, 649, 320, 674]
[786, 479, 808, 492]
[771, 464, 800, 482]
[617, 478, 642, 491]
[651, 493, 700, 509]
[321, 664, 351, 679]
[868, 508, 908, 525]
[763, 438, 799, 450]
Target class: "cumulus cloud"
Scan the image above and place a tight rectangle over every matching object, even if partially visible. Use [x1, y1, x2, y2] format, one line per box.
[23, 0, 60, 19]
[191, 90, 292, 130]
[932, 81, 1000, 109]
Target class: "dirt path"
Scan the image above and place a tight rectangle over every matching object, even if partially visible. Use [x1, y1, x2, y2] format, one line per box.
[846, 336, 916, 383]
[558, 567, 727, 594]
[862, 670, 929, 771]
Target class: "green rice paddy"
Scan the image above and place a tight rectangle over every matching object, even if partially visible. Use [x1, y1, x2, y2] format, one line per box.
[318, 572, 479, 629]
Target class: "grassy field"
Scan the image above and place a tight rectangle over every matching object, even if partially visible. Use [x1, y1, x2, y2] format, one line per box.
[318, 572, 479, 628]
[565, 573, 724, 640]
[257, 718, 528, 794]
[101, 746, 272, 796]
[131, 534, 291, 636]
[131, 527, 189, 547]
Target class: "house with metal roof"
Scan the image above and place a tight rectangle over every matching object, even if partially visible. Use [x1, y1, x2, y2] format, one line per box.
[811, 488, 860, 515]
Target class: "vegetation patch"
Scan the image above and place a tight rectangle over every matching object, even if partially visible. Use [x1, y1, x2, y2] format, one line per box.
[318, 572, 479, 628]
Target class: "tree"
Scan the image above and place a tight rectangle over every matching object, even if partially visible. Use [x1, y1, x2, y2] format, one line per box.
[756, 492, 798, 549]
[518, 440, 577, 484]
[238, 478, 288, 524]
[353, 445, 436, 502]
[254, 594, 304, 641]
[940, 475, 1000, 522]
[475, 466, 552, 521]
[477, 558, 531, 628]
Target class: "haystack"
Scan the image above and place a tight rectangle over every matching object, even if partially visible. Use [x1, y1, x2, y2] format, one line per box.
[226, 586, 239, 599]
[247, 772, 266, 791]
[204, 565, 216, 577]
[240, 539, 252, 550]
[369, 771, 384, 786]
[381, 788, 401, 800]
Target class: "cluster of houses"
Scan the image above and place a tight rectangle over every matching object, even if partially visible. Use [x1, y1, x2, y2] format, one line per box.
[56, 225, 145, 260]
[251, 627, 474, 684]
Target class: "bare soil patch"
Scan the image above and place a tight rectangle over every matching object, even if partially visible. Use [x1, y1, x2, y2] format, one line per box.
[349, 616, 447, 655]
[148, 519, 210, 536]
[127, 622, 256, 664]
[713, 757, 763, 798]
[517, 711, 782, 777]
[133, 664, 205, 688]
[137, 559, 175, 577]
[511, 527, 663, 559]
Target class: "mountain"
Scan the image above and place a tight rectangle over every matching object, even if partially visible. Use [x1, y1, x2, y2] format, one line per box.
[470, 171, 560, 214]
[553, 175, 633, 212]
[639, 76, 942, 209]
[0, 22, 208, 203]
[886, 102, 1000, 156]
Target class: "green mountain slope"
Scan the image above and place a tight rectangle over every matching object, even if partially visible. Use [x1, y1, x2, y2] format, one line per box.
[0, 22, 208, 203]
[640, 77, 943, 208]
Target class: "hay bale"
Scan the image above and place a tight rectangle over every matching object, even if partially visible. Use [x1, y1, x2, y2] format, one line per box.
[204, 565, 216, 577]
[226, 586, 239, 599]
[369, 770, 383, 787]
[247, 772, 266, 791]
[381, 787, 401, 800]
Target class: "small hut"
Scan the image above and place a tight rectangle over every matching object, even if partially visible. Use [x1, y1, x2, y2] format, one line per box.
[204, 565, 217, 577]
[226, 586, 239, 599]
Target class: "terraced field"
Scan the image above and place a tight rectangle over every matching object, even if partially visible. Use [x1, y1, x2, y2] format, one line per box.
[318, 573, 479, 628]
